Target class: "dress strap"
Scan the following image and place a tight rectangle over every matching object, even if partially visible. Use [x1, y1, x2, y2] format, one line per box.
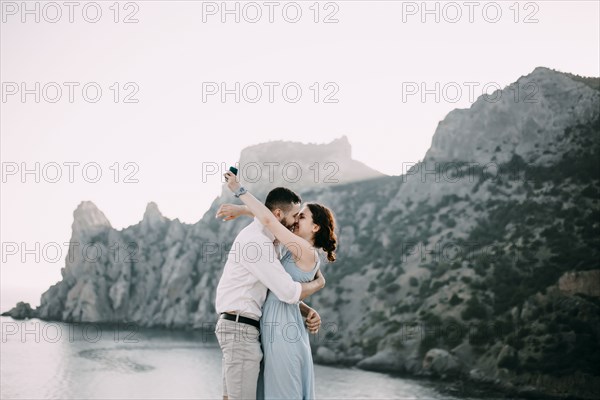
[311, 251, 321, 271]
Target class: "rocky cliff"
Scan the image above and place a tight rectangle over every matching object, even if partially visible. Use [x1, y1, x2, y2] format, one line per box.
[4, 67, 599, 399]
[5, 136, 384, 328]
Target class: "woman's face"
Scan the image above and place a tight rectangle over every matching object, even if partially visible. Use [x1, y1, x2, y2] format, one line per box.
[292, 205, 318, 241]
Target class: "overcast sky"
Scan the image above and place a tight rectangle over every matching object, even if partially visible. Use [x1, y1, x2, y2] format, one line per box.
[1, 1, 599, 310]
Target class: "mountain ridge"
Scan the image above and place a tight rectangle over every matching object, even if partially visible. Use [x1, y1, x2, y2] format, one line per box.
[4, 66, 599, 400]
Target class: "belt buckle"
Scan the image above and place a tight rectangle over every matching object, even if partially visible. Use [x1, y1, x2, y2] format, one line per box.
[223, 311, 241, 323]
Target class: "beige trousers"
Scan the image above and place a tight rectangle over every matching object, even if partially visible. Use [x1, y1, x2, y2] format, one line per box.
[215, 318, 262, 400]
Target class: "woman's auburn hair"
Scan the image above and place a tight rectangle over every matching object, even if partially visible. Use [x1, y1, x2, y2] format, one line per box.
[306, 203, 337, 262]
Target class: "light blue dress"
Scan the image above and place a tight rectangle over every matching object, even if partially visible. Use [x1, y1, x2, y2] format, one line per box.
[257, 246, 320, 400]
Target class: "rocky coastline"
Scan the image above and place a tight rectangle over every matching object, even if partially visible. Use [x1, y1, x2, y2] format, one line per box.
[4, 66, 599, 400]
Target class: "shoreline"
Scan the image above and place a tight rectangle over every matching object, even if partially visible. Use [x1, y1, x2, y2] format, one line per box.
[373, 369, 597, 400]
[313, 360, 598, 400]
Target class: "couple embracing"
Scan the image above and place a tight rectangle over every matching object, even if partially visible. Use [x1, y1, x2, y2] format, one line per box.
[214, 170, 337, 400]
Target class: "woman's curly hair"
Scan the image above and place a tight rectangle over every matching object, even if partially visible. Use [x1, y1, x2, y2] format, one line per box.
[306, 203, 337, 262]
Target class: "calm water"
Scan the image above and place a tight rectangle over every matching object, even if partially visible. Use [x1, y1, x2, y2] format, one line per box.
[1, 316, 498, 399]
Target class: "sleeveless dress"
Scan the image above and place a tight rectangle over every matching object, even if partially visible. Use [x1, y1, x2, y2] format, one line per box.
[257, 246, 320, 400]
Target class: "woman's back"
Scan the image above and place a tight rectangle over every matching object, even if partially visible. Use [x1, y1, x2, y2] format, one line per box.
[271, 246, 319, 290]
[258, 246, 320, 400]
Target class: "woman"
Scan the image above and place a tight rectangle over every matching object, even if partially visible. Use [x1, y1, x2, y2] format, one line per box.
[221, 171, 337, 400]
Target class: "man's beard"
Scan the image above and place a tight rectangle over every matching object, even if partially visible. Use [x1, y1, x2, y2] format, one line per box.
[280, 218, 294, 231]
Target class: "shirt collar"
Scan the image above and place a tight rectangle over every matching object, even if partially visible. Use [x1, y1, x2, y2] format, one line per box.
[253, 217, 276, 242]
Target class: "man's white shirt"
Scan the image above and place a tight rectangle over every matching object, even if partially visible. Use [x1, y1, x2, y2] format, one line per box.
[215, 217, 301, 320]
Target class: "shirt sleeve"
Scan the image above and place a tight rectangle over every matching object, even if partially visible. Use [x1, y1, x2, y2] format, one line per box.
[242, 240, 301, 304]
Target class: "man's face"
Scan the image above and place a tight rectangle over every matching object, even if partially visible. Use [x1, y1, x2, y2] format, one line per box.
[278, 203, 301, 231]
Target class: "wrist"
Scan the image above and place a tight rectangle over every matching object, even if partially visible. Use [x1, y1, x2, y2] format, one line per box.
[301, 306, 311, 318]
[233, 186, 248, 198]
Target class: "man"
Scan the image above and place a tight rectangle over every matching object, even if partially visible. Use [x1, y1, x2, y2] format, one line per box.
[214, 187, 325, 400]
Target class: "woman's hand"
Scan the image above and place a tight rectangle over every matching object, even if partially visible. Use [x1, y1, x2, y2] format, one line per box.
[305, 308, 321, 334]
[223, 171, 241, 193]
[216, 204, 245, 221]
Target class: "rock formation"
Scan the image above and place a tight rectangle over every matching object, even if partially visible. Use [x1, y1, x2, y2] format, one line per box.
[4, 67, 599, 400]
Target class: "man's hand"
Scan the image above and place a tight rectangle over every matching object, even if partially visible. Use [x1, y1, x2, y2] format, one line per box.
[299, 269, 326, 301]
[315, 269, 326, 289]
[305, 308, 321, 334]
[216, 204, 243, 221]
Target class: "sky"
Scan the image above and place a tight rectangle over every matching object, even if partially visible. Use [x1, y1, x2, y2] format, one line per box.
[1, 1, 599, 310]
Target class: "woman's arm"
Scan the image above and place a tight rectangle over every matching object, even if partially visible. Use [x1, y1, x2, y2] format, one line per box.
[224, 171, 318, 268]
[300, 301, 321, 334]
[215, 204, 253, 221]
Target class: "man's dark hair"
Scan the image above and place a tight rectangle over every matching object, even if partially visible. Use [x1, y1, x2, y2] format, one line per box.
[265, 187, 301, 212]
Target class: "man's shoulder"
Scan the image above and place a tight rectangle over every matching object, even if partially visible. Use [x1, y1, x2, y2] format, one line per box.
[235, 220, 269, 244]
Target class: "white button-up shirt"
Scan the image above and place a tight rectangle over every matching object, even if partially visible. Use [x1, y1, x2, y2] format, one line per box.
[215, 217, 301, 320]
